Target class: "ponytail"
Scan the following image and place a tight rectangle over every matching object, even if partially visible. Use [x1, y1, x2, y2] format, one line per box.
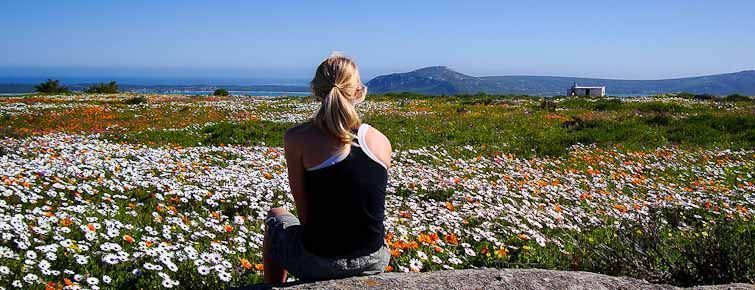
[311, 53, 366, 146]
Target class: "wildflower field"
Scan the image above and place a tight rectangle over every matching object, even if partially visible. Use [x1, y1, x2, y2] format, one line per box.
[1, 93, 754, 289]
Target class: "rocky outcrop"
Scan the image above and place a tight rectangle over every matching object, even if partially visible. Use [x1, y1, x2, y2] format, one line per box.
[242, 268, 754, 290]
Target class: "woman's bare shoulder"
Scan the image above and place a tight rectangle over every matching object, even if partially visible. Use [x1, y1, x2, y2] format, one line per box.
[284, 122, 316, 145]
[365, 125, 390, 146]
[364, 125, 392, 167]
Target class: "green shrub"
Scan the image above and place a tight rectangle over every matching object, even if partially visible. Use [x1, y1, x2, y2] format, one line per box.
[575, 208, 755, 286]
[694, 94, 716, 100]
[213, 89, 230, 96]
[123, 96, 148, 105]
[634, 102, 686, 113]
[34, 79, 70, 94]
[557, 98, 623, 111]
[85, 81, 119, 94]
[723, 94, 751, 102]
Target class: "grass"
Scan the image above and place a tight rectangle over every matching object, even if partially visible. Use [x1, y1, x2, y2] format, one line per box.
[3, 94, 752, 157]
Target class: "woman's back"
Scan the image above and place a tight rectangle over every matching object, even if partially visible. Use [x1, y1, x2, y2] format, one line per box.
[301, 123, 388, 258]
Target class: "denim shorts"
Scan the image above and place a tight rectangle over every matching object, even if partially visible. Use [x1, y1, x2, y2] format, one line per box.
[265, 213, 391, 281]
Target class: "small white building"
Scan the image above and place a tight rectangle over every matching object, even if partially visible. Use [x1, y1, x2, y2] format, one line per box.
[567, 83, 606, 97]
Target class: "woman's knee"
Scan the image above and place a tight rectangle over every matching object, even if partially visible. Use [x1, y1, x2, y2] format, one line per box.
[267, 207, 289, 218]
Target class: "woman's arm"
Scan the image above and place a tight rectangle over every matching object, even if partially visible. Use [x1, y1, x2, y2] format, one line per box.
[283, 131, 309, 224]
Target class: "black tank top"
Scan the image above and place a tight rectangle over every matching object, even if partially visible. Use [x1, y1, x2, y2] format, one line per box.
[302, 125, 388, 258]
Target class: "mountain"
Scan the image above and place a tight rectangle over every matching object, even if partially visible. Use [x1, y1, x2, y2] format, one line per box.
[366, 67, 755, 96]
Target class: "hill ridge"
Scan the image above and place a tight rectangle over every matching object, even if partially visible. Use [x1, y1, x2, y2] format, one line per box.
[366, 67, 755, 95]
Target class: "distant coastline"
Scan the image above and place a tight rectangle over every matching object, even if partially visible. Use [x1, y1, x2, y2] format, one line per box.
[0, 81, 311, 96]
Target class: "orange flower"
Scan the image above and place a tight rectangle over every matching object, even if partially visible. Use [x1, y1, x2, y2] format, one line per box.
[224, 225, 233, 233]
[445, 202, 455, 211]
[239, 258, 253, 270]
[554, 204, 562, 213]
[517, 233, 530, 241]
[613, 204, 628, 213]
[145, 240, 153, 248]
[86, 223, 96, 232]
[418, 233, 437, 245]
[60, 217, 73, 227]
[444, 234, 459, 246]
[44, 211, 55, 217]
[384, 232, 394, 243]
[255, 263, 264, 271]
[45, 281, 56, 290]
[63, 278, 73, 286]
[495, 246, 508, 258]
[263, 172, 274, 180]
[433, 246, 443, 253]
[390, 248, 402, 257]
[385, 265, 394, 272]
[121, 234, 134, 243]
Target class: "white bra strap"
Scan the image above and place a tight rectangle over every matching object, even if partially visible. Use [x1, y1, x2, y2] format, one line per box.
[306, 146, 350, 171]
[357, 124, 388, 169]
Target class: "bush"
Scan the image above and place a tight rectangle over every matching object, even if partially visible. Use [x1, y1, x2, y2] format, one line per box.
[85, 81, 119, 94]
[723, 94, 751, 102]
[213, 89, 230, 96]
[574, 207, 755, 286]
[694, 94, 716, 100]
[123, 96, 148, 105]
[557, 98, 623, 111]
[634, 102, 685, 113]
[34, 79, 70, 94]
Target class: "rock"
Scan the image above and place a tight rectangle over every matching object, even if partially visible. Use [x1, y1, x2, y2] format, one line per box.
[239, 268, 754, 290]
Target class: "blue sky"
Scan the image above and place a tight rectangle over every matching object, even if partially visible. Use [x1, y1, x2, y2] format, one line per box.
[1, 0, 754, 80]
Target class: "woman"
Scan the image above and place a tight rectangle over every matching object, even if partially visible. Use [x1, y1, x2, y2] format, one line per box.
[263, 53, 392, 284]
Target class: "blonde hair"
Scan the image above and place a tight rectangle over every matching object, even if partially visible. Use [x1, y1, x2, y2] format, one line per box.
[311, 53, 367, 145]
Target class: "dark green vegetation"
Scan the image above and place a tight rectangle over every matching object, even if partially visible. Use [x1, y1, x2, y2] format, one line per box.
[481, 207, 755, 287]
[366, 66, 755, 95]
[34, 79, 71, 94]
[123, 96, 148, 105]
[85, 81, 119, 93]
[213, 88, 230, 96]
